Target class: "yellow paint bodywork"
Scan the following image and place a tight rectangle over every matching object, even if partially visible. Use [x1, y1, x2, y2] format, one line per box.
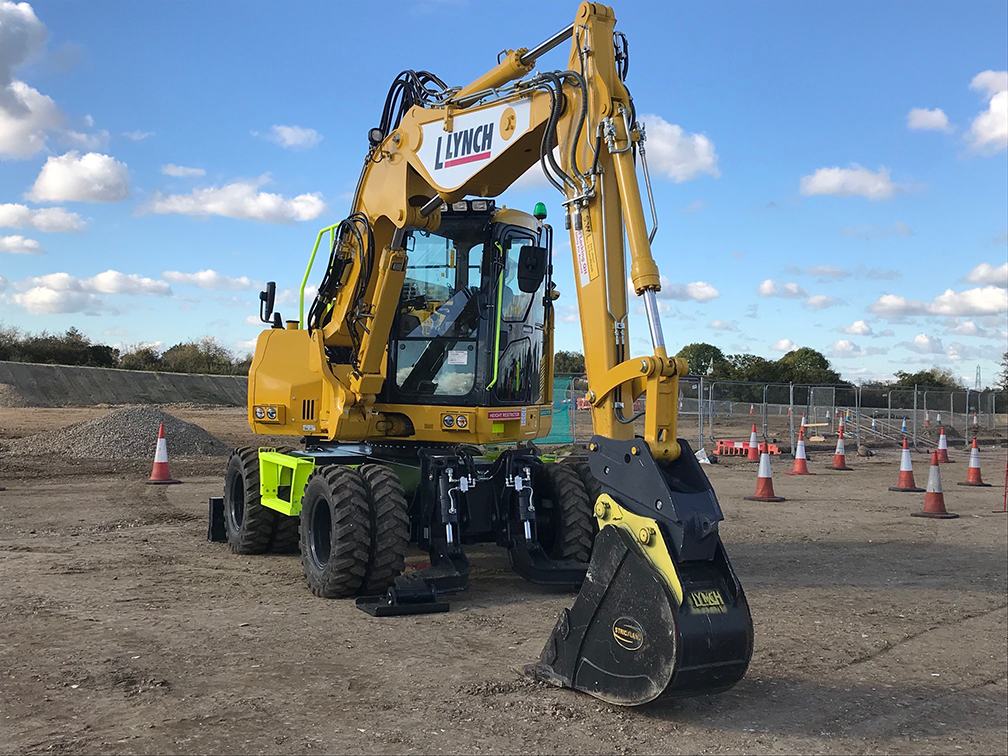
[594, 492, 683, 604]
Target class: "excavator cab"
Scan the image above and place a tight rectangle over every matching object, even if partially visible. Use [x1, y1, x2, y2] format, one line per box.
[382, 199, 551, 411]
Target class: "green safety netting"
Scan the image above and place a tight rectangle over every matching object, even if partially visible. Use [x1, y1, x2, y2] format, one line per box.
[540, 375, 575, 444]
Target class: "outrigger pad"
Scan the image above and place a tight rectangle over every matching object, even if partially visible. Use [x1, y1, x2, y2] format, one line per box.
[207, 497, 226, 542]
[526, 521, 753, 705]
[355, 585, 450, 616]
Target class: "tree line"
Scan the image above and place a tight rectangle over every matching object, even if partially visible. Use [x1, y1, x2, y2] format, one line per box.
[558, 342, 1008, 392]
[0, 326, 252, 376]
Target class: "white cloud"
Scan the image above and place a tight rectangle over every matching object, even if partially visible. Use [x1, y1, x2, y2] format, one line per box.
[140, 175, 326, 223]
[945, 342, 989, 362]
[0, 2, 64, 159]
[660, 280, 719, 303]
[26, 151, 130, 202]
[276, 283, 317, 307]
[842, 221, 913, 241]
[0, 203, 85, 232]
[757, 279, 808, 298]
[804, 294, 842, 310]
[838, 319, 873, 336]
[907, 107, 951, 132]
[163, 269, 255, 291]
[869, 286, 1008, 319]
[945, 318, 988, 337]
[122, 130, 154, 141]
[12, 286, 101, 314]
[9, 269, 170, 314]
[708, 319, 737, 331]
[639, 114, 720, 182]
[964, 261, 1008, 287]
[800, 164, 900, 199]
[87, 270, 170, 295]
[969, 70, 1008, 152]
[829, 339, 884, 358]
[60, 128, 109, 150]
[0, 79, 61, 159]
[161, 163, 206, 178]
[901, 333, 944, 354]
[930, 286, 1007, 316]
[679, 200, 707, 214]
[262, 125, 322, 150]
[0, 234, 41, 254]
[770, 338, 798, 353]
[860, 267, 901, 280]
[639, 275, 719, 302]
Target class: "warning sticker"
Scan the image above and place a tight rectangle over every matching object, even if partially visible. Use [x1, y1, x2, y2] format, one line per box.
[583, 212, 599, 281]
[446, 349, 468, 365]
[487, 410, 521, 420]
[574, 228, 590, 287]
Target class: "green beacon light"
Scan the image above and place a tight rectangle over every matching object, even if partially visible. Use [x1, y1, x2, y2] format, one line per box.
[533, 202, 548, 221]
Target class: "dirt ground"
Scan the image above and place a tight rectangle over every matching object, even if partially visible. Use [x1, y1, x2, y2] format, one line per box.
[1, 406, 1006, 755]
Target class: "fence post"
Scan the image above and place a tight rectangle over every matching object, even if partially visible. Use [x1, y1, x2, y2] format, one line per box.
[762, 384, 769, 438]
[913, 385, 918, 449]
[708, 382, 716, 443]
[698, 375, 704, 452]
[855, 385, 862, 447]
[789, 382, 795, 455]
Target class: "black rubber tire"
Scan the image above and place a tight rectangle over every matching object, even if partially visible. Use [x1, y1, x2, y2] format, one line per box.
[299, 466, 371, 598]
[357, 463, 409, 594]
[272, 514, 301, 555]
[223, 447, 276, 555]
[535, 463, 593, 563]
[566, 458, 603, 542]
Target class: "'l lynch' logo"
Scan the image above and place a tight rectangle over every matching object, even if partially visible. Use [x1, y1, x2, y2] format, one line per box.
[434, 123, 494, 170]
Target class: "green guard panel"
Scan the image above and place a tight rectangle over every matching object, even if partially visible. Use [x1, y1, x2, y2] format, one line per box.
[258, 449, 316, 516]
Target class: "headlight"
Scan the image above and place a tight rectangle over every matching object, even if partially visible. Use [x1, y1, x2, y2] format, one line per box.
[443, 414, 455, 428]
[254, 406, 266, 419]
[266, 407, 277, 420]
[456, 415, 468, 428]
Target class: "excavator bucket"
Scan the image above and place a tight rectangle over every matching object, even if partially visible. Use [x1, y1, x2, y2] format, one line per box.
[526, 437, 753, 706]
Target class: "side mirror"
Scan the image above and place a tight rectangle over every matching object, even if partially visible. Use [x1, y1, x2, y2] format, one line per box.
[259, 282, 276, 324]
[516, 245, 547, 293]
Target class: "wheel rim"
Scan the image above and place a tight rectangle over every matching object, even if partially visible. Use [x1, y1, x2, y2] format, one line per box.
[309, 497, 332, 568]
[228, 471, 245, 528]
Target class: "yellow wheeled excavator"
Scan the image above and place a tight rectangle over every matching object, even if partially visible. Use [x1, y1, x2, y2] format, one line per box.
[208, 2, 752, 706]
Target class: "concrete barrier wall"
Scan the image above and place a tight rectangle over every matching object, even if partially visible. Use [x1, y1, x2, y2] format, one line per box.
[0, 361, 247, 407]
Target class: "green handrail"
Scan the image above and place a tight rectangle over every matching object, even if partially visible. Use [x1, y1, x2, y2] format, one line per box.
[485, 270, 504, 391]
[300, 223, 339, 328]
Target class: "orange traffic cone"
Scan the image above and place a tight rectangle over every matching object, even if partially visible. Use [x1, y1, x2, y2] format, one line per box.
[957, 437, 991, 487]
[745, 424, 760, 461]
[972, 411, 979, 428]
[925, 410, 930, 427]
[831, 426, 853, 470]
[889, 437, 924, 492]
[936, 426, 952, 463]
[912, 451, 958, 519]
[787, 428, 814, 475]
[147, 422, 181, 485]
[749, 404, 754, 415]
[745, 444, 786, 502]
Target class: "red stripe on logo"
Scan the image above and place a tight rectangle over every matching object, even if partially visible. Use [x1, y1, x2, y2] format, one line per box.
[444, 150, 491, 168]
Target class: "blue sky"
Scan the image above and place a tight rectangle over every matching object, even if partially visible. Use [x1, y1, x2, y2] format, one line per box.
[1, 0, 1006, 385]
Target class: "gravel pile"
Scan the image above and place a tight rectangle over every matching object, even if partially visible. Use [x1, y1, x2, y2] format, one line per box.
[4, 405, 230, 458]
[0, 383, 39, 408]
